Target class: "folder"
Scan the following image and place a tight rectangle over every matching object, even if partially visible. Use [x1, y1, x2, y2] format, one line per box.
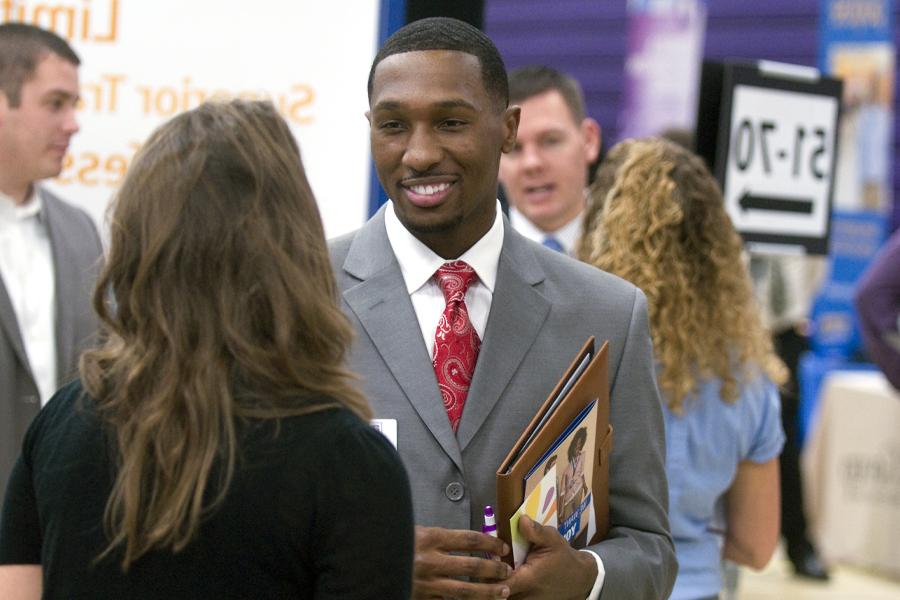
[495, 337, 613, 562]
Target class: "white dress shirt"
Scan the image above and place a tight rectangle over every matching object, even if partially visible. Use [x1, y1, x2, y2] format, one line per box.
[0, 188, 57, 406]
[384, 201, 502, 356]
[509, 206, 585, 256]
[384, 200, 606, 599]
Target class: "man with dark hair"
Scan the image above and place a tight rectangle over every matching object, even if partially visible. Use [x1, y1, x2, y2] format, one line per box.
[498, 66, 600, 255]
[0, 22, 102, 498]
[333, 17, 675, 599]
[367, 15, 510, 109]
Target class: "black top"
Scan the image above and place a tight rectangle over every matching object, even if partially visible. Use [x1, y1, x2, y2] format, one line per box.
[0, 381, 413, 599]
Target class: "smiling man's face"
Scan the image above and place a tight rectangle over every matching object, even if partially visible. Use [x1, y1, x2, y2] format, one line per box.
[368, 49, 518, 259]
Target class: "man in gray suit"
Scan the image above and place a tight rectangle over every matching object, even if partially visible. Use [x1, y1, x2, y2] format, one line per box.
[0, 23, 102, 498]
[331, 18, 675, 599]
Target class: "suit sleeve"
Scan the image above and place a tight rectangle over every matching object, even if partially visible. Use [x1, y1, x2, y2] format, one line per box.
[588, 288, 677, 599]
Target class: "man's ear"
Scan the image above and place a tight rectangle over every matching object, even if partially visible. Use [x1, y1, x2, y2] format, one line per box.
[581, 117, 601, 164]
[500, 105, 521, 154]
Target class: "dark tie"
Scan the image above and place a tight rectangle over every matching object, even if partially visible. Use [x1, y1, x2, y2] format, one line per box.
[542, 236, 565, 253]
[432, 261, 481, 432]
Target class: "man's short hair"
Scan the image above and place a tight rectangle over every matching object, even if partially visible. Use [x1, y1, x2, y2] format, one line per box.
[508, 66, 587, 124]
[0, 22, 80, 107]
[367, 17, 509, 110]
[658, 127, 696, 152]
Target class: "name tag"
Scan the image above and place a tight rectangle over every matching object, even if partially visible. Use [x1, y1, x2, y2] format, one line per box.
[370, 418, 398, 449]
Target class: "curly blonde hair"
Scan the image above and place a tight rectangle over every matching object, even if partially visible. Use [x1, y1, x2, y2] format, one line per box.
[578, 138, 786, 413]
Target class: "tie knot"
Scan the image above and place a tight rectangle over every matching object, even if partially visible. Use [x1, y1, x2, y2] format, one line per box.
[542, 236, 565, 253]
[435, 260, 477, 304]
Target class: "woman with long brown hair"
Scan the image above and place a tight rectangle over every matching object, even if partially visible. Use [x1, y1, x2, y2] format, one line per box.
[0, 100, 413, 599]
[578, 138, 787, 600]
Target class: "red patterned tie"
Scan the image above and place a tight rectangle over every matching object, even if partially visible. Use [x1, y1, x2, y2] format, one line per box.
[433, 261, 481, 433]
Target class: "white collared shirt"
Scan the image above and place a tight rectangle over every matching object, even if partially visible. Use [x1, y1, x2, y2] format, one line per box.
[384, 200, 607, 599]
[509, 206, 585, 256]
[384, 200, 503, 357]
[0, 188, 57, 405]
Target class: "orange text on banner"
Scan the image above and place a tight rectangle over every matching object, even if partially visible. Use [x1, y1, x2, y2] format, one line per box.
[135, 79, 316, 125]
[0, 0, 118, 42]
[56, 141, 140, 188]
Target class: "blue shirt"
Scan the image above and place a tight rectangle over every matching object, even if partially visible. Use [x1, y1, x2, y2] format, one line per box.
[664, 370, 785, 600]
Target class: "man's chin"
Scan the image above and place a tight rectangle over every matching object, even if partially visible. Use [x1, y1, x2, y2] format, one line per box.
[523, 211, 563, 232]
[395, 212, 463, 236]
[39, 161, 65, 181]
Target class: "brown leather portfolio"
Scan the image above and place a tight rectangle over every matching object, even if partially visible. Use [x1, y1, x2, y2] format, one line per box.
[495, 337, 613, 563]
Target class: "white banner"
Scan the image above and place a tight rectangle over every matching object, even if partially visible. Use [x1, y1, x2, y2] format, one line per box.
[2, 0, 379, 239]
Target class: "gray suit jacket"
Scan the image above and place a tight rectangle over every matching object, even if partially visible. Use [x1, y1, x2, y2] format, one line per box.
[330, 208, 677, 599]
[0, 187, 102, 499]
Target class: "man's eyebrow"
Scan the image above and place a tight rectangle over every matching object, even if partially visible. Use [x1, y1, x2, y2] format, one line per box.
[538, 126, 569, 135]
[42, 89, 79, 101]
[434, 99, 477, 111]
[372, 100, 403, 112]
[372, 98, 478, 112]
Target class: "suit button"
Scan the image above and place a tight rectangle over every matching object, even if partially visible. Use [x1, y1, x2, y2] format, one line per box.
[445, 481, 465, 502]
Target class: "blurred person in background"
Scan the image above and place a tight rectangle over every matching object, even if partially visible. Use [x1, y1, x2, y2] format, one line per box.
[579, 138, 787, 600]
[855, 228, 900, 391]
[748, 253, 828, 580]
[659, 122, 831, 582]
[0, 22, 102, 501]
[0, 100, 414, 600]
[499, 66, 600, 255]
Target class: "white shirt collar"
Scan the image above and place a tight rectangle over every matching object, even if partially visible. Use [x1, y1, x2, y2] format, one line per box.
[0, 186, 42, 224]
[384, 200, 503, 295]
[508, 206, 584, 255]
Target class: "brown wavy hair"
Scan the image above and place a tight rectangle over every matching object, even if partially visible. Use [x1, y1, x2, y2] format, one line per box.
[80, 100, 370, 569]
[577, 138, 786, 413]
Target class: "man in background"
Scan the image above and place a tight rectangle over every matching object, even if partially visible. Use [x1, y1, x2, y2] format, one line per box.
[499, 66, 600, 255]
[0, 23, 102, 497]
[751, 254, 830, 580]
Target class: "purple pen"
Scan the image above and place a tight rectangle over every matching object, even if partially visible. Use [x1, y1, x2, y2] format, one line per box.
[482, 505, 500, 561]
[482, 505, 498, 537]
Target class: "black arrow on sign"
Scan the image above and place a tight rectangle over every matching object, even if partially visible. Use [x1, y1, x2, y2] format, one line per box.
[739, 192, 814, 214]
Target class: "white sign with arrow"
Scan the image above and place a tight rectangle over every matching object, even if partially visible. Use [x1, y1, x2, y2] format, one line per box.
[724, 84, 839, 242]
[698, 61, 843, 255]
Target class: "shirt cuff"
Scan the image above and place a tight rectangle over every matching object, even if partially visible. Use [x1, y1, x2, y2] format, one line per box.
[580, 549, 605, 600]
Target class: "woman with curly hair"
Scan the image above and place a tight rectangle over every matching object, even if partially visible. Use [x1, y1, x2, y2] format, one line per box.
[578, 138, 787, 600]
[0, 100, 414, 599]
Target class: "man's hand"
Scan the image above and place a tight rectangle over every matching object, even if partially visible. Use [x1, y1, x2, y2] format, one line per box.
[413, 525, 512, 599]
[506, 515, 598, 599]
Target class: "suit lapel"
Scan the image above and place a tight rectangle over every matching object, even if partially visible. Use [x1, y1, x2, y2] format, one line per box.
[0, 275, 34, 383]
[457, 224, 550, 450]
[341, 210, 464, 471]
[41, 190, 76, 385]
